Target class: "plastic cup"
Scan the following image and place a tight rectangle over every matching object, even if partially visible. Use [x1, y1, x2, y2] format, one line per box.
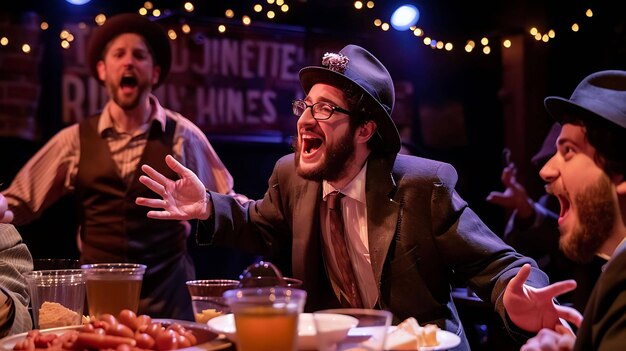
[224, 287, 307, 351]
[24, 269, 85, 329]
[81, 263, 146, 317]
[33, 259, 80, 270]
[313, 308, 393, 351]
[186, 279, 240, 323]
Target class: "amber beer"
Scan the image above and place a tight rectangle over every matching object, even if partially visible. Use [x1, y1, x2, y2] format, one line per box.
[86, 278, 142, 316]
[224, 287, 307, 351]
[235, 307, 299, 351]
[81, 263, 146, 317]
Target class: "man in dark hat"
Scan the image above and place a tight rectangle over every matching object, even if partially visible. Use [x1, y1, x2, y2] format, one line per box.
[135, 44, 572, 349]
[519, 70, 626, 351]
[1, 13, 245, 320]
[487, 123, 604, 313]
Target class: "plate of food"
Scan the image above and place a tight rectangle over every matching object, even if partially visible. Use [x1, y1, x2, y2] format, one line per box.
[0, 316, 231, 351]
[384, 318, 461, 350]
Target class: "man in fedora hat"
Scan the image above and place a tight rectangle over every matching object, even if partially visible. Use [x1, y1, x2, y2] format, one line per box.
[1, 13, 245, 320]
[135, 44, 570, 349]
[519, 70, 626, 350]
[487, 123, 604, 313]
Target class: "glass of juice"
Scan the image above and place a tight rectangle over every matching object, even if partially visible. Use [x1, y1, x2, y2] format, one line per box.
[223, 287, 307, 351]
[81, 263, 146, 318]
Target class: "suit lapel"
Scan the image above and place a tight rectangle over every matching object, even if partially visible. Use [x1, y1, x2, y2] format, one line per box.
[292, 180, 322, 280]
[366, 154, 400, 286]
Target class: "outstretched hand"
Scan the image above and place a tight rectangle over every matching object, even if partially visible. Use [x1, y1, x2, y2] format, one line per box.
[0, 194, 13, 223]
[504, 264, 583, 332]
[486, 163, 535, 219]
[135, 155, 211, 220]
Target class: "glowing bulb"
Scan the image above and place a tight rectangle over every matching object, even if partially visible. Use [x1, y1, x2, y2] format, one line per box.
[390, 4, 420, 31]
[465, 44, 473, 52]
[481, 37, 488, 45]
[61, 40, 70, 49]
[276, 0, 284, 5]
[530, 27, 538, 36]
[281, 4, 289, 12]
[152, 9, 161, 17]
[138, 8, 148, 15]
[182, 24, 191, 34]
[483, 46, 490, 54]
[95, 14, 106, 26]
[572, 23, 579, 32]
[467, 40, 475, 48]
[40, 22, 49, 30]
[548, 30, 555, 38]
[267, 0, 275, 3]
[534, 33, 542, 40]
[218, 25, 226, 33]
[168, 29, 177, 40]
[586, 9, 593, 17]
[413, 28, 423, 36]
[542, 34, 549, 42]
[436, 41, 444, 49]
[367, 1, 374, 8]
[184, 2, 194, 12]
[267, 11, 275, 19]
[254, 4, 263, 12]
[503, 39, 511, 48]
[374, 19, 382, 26]
[144, 2, 153, 9]
[381, 22, 389, 31]
[242, 16, 251, 25]
[444, 42, 453, 51]
[22, 44, 31, 53]
[354, 1, 363, 10]
[0, 37, 8, 46]
[60, 30, 70, 39]
[423, 37, 431, 45]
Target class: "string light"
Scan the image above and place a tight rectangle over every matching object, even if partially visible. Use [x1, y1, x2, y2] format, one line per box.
[184, 2, 194, 12]
[572, 23, 579, 32]
[366, 1, 374, 9]
[40, 22, 49, 30]
[354, 1, 363, 10]
[503, 39, 511, 48]
[0, 37, 8, 46]
[138, 8, 148, 15]
[181, 24, 191, 34]
[218, 24, 226, 33]
[225, 9, 234, 18]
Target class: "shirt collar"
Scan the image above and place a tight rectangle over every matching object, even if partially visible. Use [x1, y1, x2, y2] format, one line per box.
[97, 94, 166, 135]
[322, 161, 368, 203]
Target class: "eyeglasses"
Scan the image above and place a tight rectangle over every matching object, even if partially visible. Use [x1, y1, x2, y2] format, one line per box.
[291, 99, 353, 120]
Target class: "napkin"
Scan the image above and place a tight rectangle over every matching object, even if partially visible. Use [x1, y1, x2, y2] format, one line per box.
[385, 317, 439, 350]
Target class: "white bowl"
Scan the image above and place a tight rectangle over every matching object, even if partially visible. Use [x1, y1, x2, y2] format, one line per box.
[207, 312, 358, 350]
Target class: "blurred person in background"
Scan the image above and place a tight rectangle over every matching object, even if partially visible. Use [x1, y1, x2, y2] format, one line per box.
[0, 13, 245, 320]
[0, 194, 33, 336]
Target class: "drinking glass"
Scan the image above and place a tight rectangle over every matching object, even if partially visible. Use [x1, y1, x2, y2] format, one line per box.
[223, 287, 307, 351]
[24, 269, 85, 329]
[186, 279, 239, 323]
[81, 263, 146, 317]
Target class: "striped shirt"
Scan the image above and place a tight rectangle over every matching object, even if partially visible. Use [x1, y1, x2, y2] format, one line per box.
[2, 95, 245, 226]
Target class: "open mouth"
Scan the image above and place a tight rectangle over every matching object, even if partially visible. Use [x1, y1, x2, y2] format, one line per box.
[556, 194, 571, 222]
[120, 75, 138, 89]
[302, 135, 322, 155]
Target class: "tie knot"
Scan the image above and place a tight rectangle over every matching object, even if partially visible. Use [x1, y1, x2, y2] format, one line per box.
[327, 191, 343, 210]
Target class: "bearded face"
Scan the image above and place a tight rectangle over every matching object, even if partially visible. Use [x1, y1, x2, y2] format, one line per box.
[558, 172, 616, 263]
[293, 124, 356, 182]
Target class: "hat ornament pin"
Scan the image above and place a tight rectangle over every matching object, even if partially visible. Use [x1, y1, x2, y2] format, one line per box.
[322, 52, 349, 74]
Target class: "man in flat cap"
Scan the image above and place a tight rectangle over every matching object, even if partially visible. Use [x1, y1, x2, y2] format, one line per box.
[520, 71, 626, 350]
[136, 44, 574, 349]
[1, 13, 245, 320]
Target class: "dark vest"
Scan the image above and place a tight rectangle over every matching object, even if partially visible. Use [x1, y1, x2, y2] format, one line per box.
[76, 115, 194, 320]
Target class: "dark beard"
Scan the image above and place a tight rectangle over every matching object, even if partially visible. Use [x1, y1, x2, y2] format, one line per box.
[560, 175, 616, 263]
[293, 129, 356, 182]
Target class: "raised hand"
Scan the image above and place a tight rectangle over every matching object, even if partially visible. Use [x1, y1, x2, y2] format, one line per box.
[0, 194, 14, 223]
[486, 163, 535, 219]
[135, 155, 211, 220]
[504, 264, 583, 332]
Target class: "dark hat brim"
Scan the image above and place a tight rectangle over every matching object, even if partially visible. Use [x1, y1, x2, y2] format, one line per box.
[87, 13, 171, 88]
[544, 96, 625, 127]
[299, 66, 401, 154]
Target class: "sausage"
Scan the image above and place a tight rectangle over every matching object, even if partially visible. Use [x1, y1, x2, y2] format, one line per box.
[74, 332, 137, 349]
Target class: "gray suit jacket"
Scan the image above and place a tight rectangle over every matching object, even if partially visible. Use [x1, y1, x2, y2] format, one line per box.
[199, 153, 548, 350]
[0, 224, 33, 337]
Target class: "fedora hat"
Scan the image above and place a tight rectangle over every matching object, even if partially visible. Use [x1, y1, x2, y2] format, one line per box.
[299, 44, 401, 154]
[544, 70, 626, 129]
[86, 13, 171, 88]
